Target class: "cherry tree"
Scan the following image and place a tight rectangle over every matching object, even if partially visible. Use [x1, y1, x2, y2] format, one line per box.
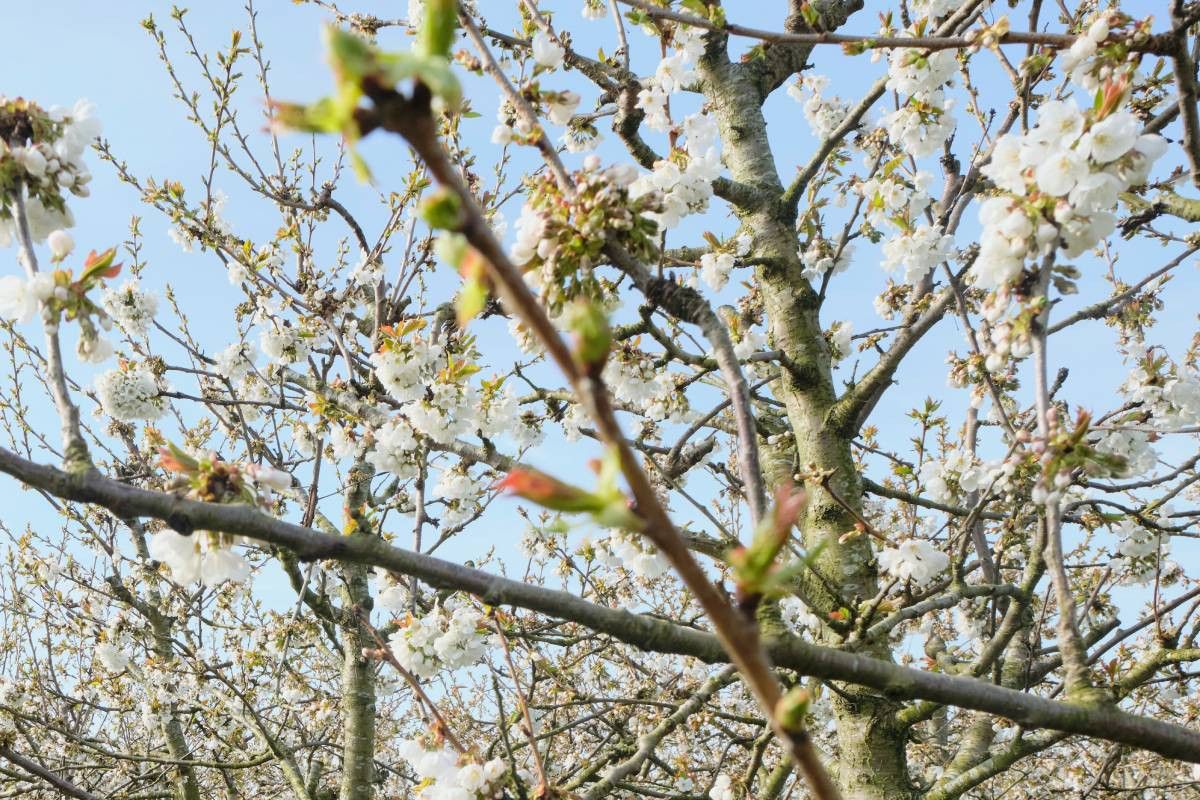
[1, 0, 1200, 798]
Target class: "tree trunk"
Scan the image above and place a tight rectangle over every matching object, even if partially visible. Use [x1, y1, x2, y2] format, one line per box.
[339, 462, 378, 800]
[338, 560, 377, 800]
[697, 25, 915, 799]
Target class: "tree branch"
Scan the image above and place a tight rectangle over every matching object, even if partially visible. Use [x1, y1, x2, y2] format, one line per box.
[2, 448, 1200, 764]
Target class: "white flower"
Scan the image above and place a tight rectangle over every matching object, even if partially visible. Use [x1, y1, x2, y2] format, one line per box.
[76, 334, 113, 363]
[712, 774, 736, 800]
[699, 252, 734, 290]
[1032, 101, 1084, 144]
[149, 529, 202, 583]
[546, 90, 580, 125]
[246, 463, 291, 492]
[0, 276, 39, 323]
[47, 230, 74, 261]
[779, 595, 820, 633]
[95, 643, 131, 673]
[878, 538, 949, 586]
[259, 326, 310, 365]
[27, 273, 56, 302]
[200, 546, 251, 585]
[982, 135, 1027, 193]
[1067, 36, 1097, 67]
[531, 31, 564, 69]
[376, 582, 408, 611]
[1068, 172, 1120, 214]
[1034, 147, 1087, 196]
[829, 321, 853, 363]
[61, 98, 102, 156]
[95, 366, 167, 421]
[881, 224, 954, 284]
[1079, 111, 1138, 163]
[149, 529, 249, 586]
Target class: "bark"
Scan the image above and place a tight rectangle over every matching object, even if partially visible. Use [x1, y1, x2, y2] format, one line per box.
[4, 449, 1200, 763]
[693, 10, 913, 796]
[338, 560, 377, 800]
[338, 462, 378, 800]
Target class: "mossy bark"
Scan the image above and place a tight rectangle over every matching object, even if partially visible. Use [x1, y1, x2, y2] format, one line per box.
[339, 462, 378, 800]
[337, 560, 377, 800]
[697, 22, 914, 799]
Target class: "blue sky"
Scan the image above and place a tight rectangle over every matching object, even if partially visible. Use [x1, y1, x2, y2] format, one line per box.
[2, 1, 1195, 615]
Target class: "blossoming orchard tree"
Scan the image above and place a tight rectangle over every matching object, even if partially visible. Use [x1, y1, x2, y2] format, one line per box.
[4, 0, 1200, 798]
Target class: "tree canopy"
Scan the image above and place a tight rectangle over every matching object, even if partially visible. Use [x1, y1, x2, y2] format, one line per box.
[0, 1, 1199, 799]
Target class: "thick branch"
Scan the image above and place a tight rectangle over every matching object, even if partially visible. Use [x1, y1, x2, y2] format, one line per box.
[3, 449, 1200, 763]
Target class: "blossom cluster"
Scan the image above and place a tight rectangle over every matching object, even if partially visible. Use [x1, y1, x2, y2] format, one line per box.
[629, 112, 722, 233]
[1122, 358, 1200, 431]
[96, 364, 168, 421]
[919, 450, 1016, 504]
[635, 23, 704, 132]
[510, 158, 658, 307]
[877, 537, 950, 587]
[0, 96, 99, 245]
[387, 603, 489, 678]
[603, 347, 690, 424]
[881, 223, 954, 285]
[591, 528, 670, 579]
[397, 738, 507, 800]
[698, 234, 751, 292]
[882, 46, 956, 158]
[857, 160, 951, 286]
[975, 99, 1164, 290]
[1109, 516, 1173, 585]
[788, 74, 852, 139]
[102, 280, 160, 337]
[799, 236, 854, 284]
[259, 324, 313, 366]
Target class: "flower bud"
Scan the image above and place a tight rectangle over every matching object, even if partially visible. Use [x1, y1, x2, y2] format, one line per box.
[565, 298, 611, 375]
[47, 230, 74, 262]
[418, 187, 463, 230]
[775, 686, 812, 733]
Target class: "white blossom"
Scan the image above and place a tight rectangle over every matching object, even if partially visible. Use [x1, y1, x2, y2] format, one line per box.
[102, 280, 159, 336]
[531, 31, 564, 69]
[878, 538, 949, 586]
[95, 366, 167, 421]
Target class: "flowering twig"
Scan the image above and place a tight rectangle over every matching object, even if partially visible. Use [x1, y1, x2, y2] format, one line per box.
[489, 614, 551, 797]
[10, 193, 91, 470]
[461, 14, 768, 521]
[614, 0, 1175, 54]
[359, 610, 468, 754]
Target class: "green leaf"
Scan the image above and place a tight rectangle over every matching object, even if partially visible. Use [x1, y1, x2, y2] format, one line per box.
[417, 0, 458, 58]
[379, 52, 462, 108]
[324, 25, 377, 83]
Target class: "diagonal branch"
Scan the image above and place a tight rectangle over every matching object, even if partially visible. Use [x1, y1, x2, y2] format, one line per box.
[0, 745, 103, 800]
[4, 447, 1200, 764]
